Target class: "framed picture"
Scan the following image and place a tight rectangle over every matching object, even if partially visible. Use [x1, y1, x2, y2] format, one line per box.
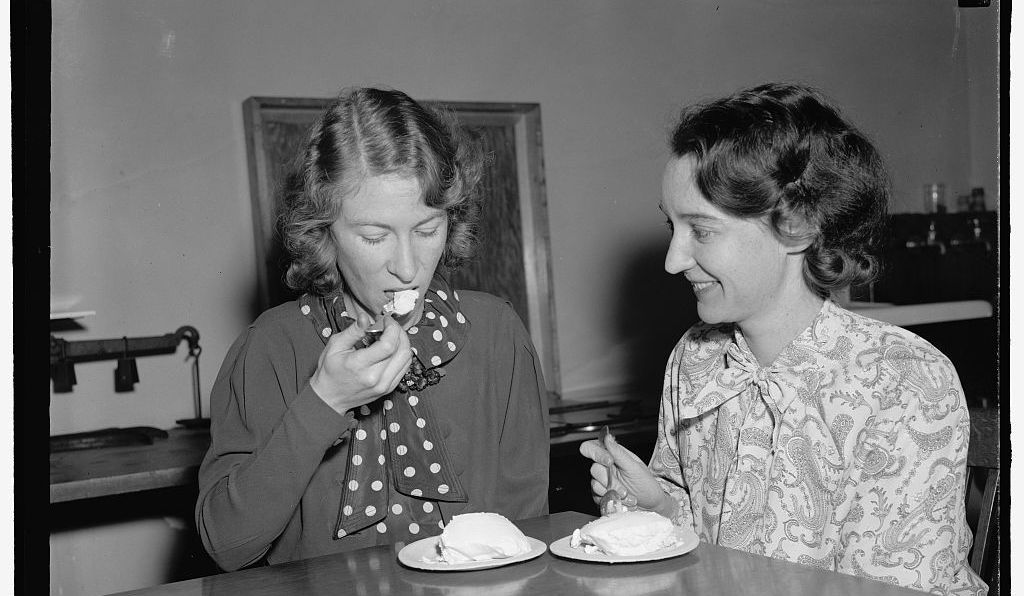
[242, 97, 561, 397]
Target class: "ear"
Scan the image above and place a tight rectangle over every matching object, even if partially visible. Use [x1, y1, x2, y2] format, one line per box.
[778, 214, 816, 254]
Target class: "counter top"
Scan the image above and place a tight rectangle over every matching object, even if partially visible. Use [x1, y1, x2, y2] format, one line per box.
[50, 428, 210, 504]
[111, 511, 923, 596]
[846, 299, 992, 327]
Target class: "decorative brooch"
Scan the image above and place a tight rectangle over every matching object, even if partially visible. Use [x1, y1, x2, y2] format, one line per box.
[398, 360, 445, 392]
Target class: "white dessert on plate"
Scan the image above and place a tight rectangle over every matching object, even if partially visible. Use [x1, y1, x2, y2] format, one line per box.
[434, 513, 531, 563]
[384, 289, 419, 317]
[569, 511, 680, 556]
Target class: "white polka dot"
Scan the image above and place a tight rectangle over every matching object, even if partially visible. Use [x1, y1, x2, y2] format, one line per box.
[426, 311, 436, 319]
[453, 291, 459, 301]
[356, 429, 367, 440]
[409, 522, 420, 534]
[437, 290, 447, 300]
[348, 480, 359, 491]
[432, 330, 443, 341]
[423, 502, 434, 513]
[384, 399, 393, 410]
[409, 327, 420, 337]
[404, 466, 416, 478]
[430, 355, 442, 366]
[337, 529, 346, 538]
[352, 455, 362, 465]
[439, 315, 448, 328]
[376, 522, 387, 533]
[416, 418, 426, 428]
[430, 463, 441, 473]
[322, 327, 332, 338]
[439, 520, 445, 529]
[340, 310, 349, 318]
[300, 304, 311, 315]
[423, 440, 433, 450]
[412, 489, 423, 497]
[378, 455, 386, 465]
[391, 504, 403, 515]
[372, 480, 383, 491]
[447, 341, 456, 352]
[360, 406, 371, 416]
[380, 430, 388, 440]
[365, 505, 376, 517]
[344, 505, 353, 516]
[456, 312, 465, 324]
[408, 395, 419, 406]
[438, 484, 450, 494]
[389, 422, 400, 433]
[397, 444, 408, 456]
[411, 347, 418, 355]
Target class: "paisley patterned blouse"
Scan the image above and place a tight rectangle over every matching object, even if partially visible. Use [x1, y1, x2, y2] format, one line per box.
[650, 300, 987, 595]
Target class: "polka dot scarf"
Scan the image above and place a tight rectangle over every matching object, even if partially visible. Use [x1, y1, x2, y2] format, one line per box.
[298, 276, 470, 545]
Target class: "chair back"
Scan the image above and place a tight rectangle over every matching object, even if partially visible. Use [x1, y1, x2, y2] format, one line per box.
[966, 406, 999, 593]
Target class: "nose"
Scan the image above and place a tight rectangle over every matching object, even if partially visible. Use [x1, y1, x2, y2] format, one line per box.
[664, 233, 695, 275]
[388, 236, 418, 284]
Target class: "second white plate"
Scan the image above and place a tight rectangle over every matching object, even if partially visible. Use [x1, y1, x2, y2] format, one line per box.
[398, 536, 547, 571]
[548, 526, 699, 563]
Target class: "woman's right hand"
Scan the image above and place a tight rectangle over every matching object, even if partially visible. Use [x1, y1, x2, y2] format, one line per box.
[310, 316, 413, 415]
[579, 433, 678, 519]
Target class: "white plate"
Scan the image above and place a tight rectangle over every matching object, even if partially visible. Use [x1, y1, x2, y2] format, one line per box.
[398, 536, 547, 571]
[548, 526, 699, 563]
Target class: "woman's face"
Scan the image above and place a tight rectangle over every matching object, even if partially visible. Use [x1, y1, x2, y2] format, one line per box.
[660, 155, 807, 333]
[330, 174, 447, 327]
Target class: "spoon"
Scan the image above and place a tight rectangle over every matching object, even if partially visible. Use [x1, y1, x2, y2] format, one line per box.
[597, 426, 636, 515]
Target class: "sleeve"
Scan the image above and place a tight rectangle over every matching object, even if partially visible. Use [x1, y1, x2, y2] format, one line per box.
[837, 355, 987, 595]
[194, 324, 355, 571]
[648, 338, 695, 528]
[494, 302, 550, 519]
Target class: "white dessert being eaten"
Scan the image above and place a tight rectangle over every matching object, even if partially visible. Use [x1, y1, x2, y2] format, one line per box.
[569, 511, 681, 556]
[383, 289, 419, 317]
[434, 512, 531, 563]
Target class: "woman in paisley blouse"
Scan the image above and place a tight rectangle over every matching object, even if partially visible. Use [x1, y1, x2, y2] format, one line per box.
[196, 87, 549, 571]
[582, 83, 986, 595]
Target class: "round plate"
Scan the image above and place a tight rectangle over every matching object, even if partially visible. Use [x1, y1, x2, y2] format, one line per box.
[398, 536, 547, 571]
[548, 526, 699, 563]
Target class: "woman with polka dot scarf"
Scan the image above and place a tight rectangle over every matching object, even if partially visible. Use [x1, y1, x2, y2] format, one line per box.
[196, 88, 550, 571]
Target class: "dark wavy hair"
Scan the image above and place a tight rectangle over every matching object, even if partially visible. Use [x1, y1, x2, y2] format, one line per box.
[669, 82, 890, 298]
[279, 87, 485, 297]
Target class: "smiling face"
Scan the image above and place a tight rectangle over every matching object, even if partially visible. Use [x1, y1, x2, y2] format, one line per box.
[660, 155, 813, 335]
[330, 174, 447, 327]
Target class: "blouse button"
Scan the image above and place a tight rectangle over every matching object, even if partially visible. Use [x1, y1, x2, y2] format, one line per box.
[322, 327, 332, 338]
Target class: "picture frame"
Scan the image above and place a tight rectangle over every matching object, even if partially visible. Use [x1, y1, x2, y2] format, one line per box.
[242, 96, 561, 397]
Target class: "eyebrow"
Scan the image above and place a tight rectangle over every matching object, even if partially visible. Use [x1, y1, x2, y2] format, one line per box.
[351, 212, 446, 228]
[658, 203, 722, 222]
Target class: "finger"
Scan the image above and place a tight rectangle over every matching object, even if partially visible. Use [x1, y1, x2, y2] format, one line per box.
[579, 440, 614, 467]
[378, 346, 414, 394]
[589, 462, 612, 486]
[323, 320, 370, 354]
[350, 318, 405, 366]
[603, 434, 645, 467]
[590, 478, 609, 497]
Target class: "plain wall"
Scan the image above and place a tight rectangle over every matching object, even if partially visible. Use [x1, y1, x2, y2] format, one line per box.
[49, 1, 999, 594]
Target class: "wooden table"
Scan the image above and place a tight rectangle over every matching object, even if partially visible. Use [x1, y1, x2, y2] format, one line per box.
[50, 428, 211, 503]
[110, 511, 925, 596]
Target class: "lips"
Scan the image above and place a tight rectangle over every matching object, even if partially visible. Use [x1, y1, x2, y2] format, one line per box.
[688, 280, 717, 298]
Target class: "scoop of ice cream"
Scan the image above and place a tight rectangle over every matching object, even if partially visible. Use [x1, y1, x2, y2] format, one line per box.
[383, 289, 419, 317]
[434, 512, 531, 563]
[569, 511, 679, 556]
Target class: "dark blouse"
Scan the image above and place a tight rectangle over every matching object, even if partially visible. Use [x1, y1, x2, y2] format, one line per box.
[195, 290, 550, 571]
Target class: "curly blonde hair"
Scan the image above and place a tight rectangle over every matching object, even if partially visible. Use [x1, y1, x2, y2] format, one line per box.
[279, 87, 485, 297]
